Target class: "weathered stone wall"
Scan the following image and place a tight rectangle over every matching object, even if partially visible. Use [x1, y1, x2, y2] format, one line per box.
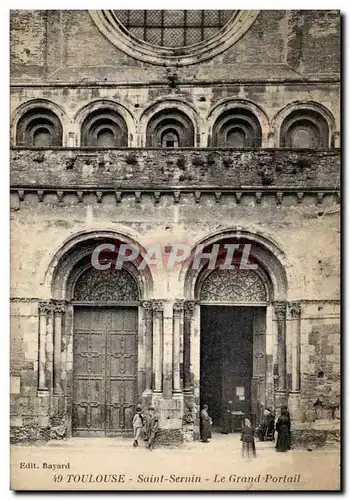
[10, 10, 340, 82]
[10, 149, 340, 189]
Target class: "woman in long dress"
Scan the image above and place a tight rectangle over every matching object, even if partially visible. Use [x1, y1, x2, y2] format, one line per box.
[200, 404, 212, 443]
[241, 418, 256, 459]
[276, 405, 291, 451]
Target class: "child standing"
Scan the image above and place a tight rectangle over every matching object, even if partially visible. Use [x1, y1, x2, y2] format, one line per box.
[241, 418, 257, 459]
[132, 405, 144, 447]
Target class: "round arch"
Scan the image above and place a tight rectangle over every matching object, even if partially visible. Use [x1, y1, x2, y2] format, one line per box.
[207, 99, 270, 147]
[272, 101, 336, 148]
[44, 230, 154, 301]
[74, 99, 136, 147]
[139, 98, 201, 147]
[181, 228, 288, 302]
[10, 98, 67, 146]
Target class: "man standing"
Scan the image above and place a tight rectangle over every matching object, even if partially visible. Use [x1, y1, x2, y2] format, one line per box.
[145, 406, 159, 450]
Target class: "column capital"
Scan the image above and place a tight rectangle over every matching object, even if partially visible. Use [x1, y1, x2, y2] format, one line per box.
[52, 300, 67, 315]
[289, 302, 301, 318]
[184, 300, 197, 318]
[141, 300, 154, 319]
[38, 301, 53, 315]
[152, 299, 165, 314]
[274, 301, 287, 320]
[173, 300, 184, 316]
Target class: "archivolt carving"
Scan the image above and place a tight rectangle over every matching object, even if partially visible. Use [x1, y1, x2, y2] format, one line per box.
[200, 268, 267, 303]
[73, 267, 139, 302]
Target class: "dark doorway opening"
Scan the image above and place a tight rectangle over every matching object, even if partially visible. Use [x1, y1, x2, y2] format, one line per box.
[200, 305, 265, 433]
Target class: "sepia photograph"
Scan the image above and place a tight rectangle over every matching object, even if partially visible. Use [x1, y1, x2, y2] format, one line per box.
[9, 8, 341, 491]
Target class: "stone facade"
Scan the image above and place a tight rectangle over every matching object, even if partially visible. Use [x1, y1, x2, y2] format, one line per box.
[10, 10, 340, 446]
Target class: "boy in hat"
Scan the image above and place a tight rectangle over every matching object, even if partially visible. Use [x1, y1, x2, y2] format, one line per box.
[145, 406, 159, 450]
[132, 405, 144, 447]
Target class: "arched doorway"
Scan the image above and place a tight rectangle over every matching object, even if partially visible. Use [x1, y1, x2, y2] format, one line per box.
[72, 267, 140, 436]
[180, 230, 288, 437]
[198, 267, 269, 431]
[43, 231, 154, 438]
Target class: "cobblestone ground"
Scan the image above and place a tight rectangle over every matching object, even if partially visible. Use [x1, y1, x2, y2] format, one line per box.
[11, 433, 341, 491]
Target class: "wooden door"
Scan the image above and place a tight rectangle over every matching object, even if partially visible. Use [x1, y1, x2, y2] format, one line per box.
[251, 308, 266, 426]
[73, 307, 138, 436]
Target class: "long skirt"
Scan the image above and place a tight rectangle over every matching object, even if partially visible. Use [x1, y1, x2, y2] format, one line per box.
[200, 420, 212, 442]
[242, 441, 256, 459]
[276, 425, 291, 451]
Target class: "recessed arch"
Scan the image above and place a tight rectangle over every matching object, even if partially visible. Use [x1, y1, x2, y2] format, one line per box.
[207, 99, 269, 147]
[44, 230, 154, 301]
[272, 101, 336, 148]
[74, 99, 136, 147]
[11, 99, 66, 146]
[181, 229, 287, 302]
[139, 98, 200, 147]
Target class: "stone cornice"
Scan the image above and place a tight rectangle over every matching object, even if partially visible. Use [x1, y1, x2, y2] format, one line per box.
[10, 186, 340, 207]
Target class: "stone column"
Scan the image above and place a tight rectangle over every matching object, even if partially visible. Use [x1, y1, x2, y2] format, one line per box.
[142, 301, 153, 394]
[289, 302, 301, 392]
[162, 302, 173, 399]
[38, 302, 50, 391]
[183, 300, 196, 392]
[288, 302, 302, 420]
[53, 302, 66, 395]
[173, 300, 183, 393]
[274, 301, 287, 393]
[152, 300, 164, 393]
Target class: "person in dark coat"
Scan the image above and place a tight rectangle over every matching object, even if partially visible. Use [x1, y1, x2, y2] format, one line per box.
[241, 418, 256, 459]
[145, 406, 159, 450]
[276, 405, 291, 451]
[256, 408, 275, 441]
[200, 404, 212, 443]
